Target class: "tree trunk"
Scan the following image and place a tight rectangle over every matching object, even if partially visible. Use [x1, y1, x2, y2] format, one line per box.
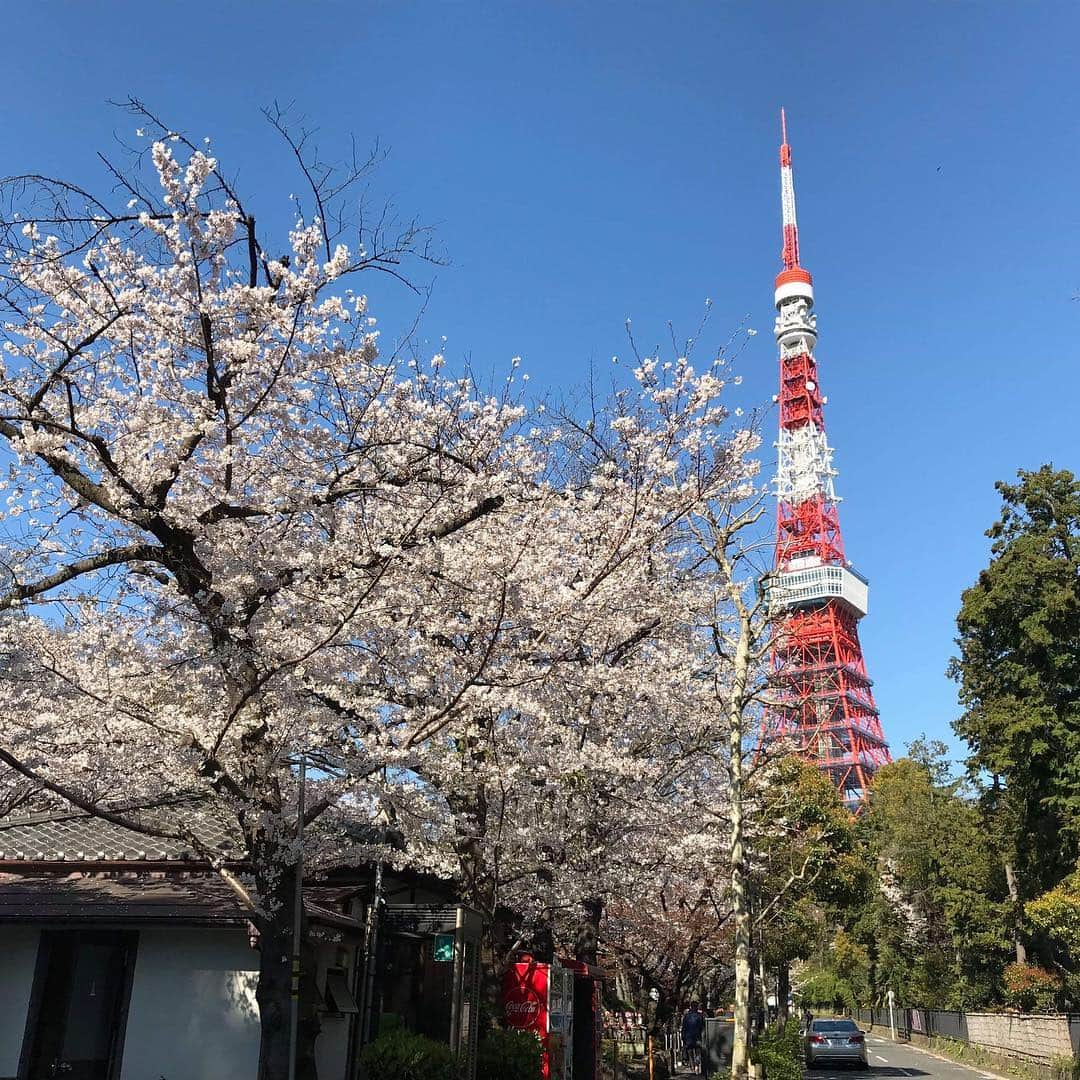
[254, 860, 320, 1080]
[730, 802, 751, 1078]
[575, 897, 604, 966]
[1004, 860, 1027, 964]
[447, 764, 506, 1028]
[777, 965, 790, 1024]
[726, 600, 754, 1080]
[530, 921, 556, 964]
[757, 943, 770, 1020]
[256, 914, 294, 1080]
[651, 987, 676, 1039]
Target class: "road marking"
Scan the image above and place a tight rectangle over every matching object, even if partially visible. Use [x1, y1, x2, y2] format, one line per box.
[870, 1035, 1012, 1080]
[873, 1055, 889, 1063]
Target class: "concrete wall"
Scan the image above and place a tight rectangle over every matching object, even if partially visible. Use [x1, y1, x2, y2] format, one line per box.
[312, 941, 355, 1080]
[0, 927, 39, 1079]
[965, 1013, 1075, 1064]
[120, 928, 260, 1080]
[315, 1006, 351, 1080]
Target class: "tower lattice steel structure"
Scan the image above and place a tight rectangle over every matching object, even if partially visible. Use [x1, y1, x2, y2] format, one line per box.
[764, 111, 891, 808]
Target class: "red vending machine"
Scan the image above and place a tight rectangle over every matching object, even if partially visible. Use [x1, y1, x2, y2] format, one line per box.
[503, 957, 574, 1079]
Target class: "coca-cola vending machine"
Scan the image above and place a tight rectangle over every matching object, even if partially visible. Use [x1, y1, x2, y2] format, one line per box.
[503, 957, 575, 1079]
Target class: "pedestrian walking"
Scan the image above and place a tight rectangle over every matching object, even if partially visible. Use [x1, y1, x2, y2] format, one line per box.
[681, 1001, 705, 1070]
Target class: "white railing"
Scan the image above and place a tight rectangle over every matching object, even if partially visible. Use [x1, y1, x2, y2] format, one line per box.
[766, 563, 869, 618]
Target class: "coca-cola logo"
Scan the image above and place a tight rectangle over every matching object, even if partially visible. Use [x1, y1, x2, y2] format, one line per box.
[504, 988, 543, 1030]
[506, 1000, 540, 1017]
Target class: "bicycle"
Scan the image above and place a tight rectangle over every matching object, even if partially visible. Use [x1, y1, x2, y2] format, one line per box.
[682, 1039, 701, 1072]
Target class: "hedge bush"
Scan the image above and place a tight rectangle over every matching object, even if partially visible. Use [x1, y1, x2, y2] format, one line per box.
[476, 1027, 543, 1080]
[358, 1027, 460, 1080]
[752, 1021, 803, 1080]
[1002, 961, 1062, 1012]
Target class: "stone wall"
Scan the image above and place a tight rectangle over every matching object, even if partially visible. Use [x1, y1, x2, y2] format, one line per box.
[965, 1013, 1074, 1064]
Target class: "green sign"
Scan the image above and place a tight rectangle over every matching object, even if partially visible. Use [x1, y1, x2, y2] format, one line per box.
[433, 933, 455, 963]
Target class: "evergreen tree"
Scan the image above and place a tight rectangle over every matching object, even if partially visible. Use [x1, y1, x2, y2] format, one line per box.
[949, 466, 1080, 894]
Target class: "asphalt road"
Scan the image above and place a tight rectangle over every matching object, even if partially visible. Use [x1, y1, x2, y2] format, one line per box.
[671, 1032, 1008, 1079]
[805, 1034, 1006, 1080]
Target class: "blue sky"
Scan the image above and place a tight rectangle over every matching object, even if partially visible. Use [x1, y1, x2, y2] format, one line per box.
[5, 2, 1077, 765]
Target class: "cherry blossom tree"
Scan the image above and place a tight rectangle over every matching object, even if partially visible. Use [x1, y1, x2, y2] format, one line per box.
[0, 102, 534, 1075]
[376, 343, 764, 995]
[0, 104, 764, 1078]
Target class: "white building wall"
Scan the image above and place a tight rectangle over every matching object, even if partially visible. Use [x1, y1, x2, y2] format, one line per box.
[120, 928, 261, 1080]
[313, 942, 354, 1080]
[0, 927, 39, 1078]
[315, 1012, 351, 1080]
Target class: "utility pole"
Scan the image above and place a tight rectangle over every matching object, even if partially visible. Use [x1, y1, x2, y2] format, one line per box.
[288, 754, 307, 1080]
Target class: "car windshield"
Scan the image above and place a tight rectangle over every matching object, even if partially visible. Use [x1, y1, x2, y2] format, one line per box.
[812, 1020, 859, 1033]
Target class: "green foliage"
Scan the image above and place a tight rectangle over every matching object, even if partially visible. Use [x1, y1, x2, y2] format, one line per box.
[476, 1027, 542, 1080]
[358, 1028, 460, 1080]
[798, 966, 857, 1011]
[1027, 866, 1080, 961]
[758, 759, 865, 973]
[950, 466, 1080, 889]
[1050, 1056, 1080, 1080]
[752, 1021, 802, 1080]
[831, 928, 871, 995]
[1002, 961, 1062, 1013]
[799, 927, 869, 1010]
[852, 751, 1009, 1008]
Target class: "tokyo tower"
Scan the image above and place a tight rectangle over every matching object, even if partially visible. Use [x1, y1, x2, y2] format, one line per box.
[764, 110, 891, 808]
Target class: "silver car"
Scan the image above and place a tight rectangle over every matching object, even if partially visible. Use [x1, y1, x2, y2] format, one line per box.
[804, 1018, 868, 1068]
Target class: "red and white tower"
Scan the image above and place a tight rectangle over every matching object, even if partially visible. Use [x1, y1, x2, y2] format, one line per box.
[765, 110, 891, 808]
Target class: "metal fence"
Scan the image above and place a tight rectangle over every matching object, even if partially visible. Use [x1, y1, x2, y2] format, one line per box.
[853, 1007, 971, 1043]
[607, 1024, 647, 1055]
[856, 1007, 961, 1042]
[663, 1029, 685, 1060]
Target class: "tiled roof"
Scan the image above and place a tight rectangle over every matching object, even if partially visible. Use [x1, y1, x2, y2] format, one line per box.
[0, 804, 240, 863]
[0, 873, 366, 931]
[0, 873, 249, 923]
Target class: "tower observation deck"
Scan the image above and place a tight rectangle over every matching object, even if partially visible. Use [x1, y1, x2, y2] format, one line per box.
[763, 111, 891, 809]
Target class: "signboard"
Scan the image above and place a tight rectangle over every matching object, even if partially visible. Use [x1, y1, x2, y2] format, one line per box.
[434, 933, 455, 963]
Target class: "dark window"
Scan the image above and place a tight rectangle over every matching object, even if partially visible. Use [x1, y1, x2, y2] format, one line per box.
[21, 931, 137, 1080]
[811, 1020, 859, 1033]
[378, 934, 454, 1043]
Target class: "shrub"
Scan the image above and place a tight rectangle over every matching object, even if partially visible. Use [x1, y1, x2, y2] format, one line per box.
[477, 1027, 543, 1080]
[1002, 961, 1062, 1013]
[752, 1021, 803, 1080]
[1050, 1054, 1080, 1080]
[358, 1027, 460, 1080]
[1027, 872, 1080, 963]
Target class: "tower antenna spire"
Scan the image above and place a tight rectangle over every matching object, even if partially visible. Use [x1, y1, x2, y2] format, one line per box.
[779, 108, 800, 269]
